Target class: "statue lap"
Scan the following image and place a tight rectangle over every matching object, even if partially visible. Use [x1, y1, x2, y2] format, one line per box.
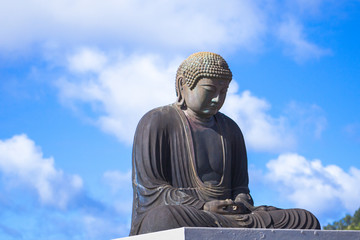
[138, 205, 320, 234]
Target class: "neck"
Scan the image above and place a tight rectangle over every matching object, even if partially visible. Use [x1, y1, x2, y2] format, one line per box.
[183, 108, 214, 124]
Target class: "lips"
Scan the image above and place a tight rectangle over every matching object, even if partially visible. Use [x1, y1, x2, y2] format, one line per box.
[208, 105, 218, 110]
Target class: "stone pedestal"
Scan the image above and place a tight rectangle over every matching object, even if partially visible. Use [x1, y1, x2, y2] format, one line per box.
[115, 227, 360, 240]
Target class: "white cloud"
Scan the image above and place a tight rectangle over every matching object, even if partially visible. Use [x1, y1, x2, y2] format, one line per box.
[103, 170, 132, 194]
[0, 134, 83, 208]
[223, 82, 296, 152]
[103, 170, 133, 214]
[266, 153, 360, 216]
[285, 101, 327, 139]
[82, 214, 129, 239]
[0, 0, 335, 63]
[0, 0, 265, 53]
[56, 49, 177, 144]
[68, 48, 108, 73]
[277, 18, 331, 62]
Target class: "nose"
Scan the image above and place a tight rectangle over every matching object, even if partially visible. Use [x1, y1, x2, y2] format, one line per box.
[212, 94, 220, 103]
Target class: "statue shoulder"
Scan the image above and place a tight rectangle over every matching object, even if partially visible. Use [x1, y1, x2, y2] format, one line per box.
[216, 112, 240, 128]
[216, 112, 244, 136]
[137, 104, 179, 128]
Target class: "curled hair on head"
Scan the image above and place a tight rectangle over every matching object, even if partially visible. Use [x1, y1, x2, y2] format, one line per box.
[175, 52, 232, 104]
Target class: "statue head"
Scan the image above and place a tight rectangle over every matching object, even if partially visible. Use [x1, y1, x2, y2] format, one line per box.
[175, 52, 232, 119]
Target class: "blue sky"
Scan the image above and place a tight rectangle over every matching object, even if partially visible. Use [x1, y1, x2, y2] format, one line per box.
[0, 0, 360, 239]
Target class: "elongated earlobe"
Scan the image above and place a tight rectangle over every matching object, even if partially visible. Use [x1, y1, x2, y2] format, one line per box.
[176, 77, 185, 107]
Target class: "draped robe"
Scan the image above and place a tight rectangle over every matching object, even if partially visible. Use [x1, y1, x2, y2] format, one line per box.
[130, 104, 320, 235]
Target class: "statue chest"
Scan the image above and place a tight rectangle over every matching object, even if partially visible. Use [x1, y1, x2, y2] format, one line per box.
[189, 121, 224, 184]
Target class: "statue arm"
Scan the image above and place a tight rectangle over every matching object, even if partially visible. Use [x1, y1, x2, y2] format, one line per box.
[230, 121, 252, 201]
[133, 157, 206, 210]
[132, 108, 205, 210]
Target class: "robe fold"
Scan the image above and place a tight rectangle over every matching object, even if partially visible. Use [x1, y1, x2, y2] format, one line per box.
[130, 104, 320, 235]
[130, 104, 249, 235]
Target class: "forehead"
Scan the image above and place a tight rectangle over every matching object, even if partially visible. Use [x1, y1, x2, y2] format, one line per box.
[197, 78, 229, 87]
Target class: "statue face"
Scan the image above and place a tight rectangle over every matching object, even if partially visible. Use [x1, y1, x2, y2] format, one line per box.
[181, 77, 229, 119]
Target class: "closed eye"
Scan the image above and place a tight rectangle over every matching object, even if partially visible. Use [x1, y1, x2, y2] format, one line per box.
[202, 85, 216, 92]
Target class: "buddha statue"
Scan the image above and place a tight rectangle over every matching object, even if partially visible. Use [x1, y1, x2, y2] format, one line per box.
[130, 52, 320, 235]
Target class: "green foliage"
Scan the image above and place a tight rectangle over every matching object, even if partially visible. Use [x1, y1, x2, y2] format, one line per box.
[324, 207, 360, 230]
